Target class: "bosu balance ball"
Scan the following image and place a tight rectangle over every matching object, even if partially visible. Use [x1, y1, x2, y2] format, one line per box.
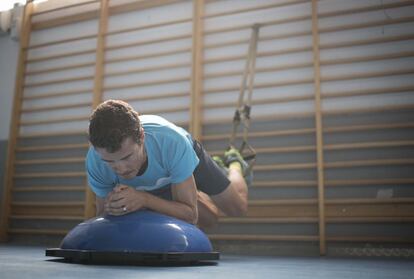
[46, 210, 219, 264]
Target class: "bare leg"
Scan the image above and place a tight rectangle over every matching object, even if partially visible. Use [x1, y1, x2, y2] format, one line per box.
[210, 162, 248, 217]
[197, 191, 220, 229]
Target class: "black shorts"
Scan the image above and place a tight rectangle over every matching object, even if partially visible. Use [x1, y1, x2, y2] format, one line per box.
[147, 140, 230, 200]
[192, 140, 230, 195]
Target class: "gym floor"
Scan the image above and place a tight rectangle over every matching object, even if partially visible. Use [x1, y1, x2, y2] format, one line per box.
[1, 244, 413, 279]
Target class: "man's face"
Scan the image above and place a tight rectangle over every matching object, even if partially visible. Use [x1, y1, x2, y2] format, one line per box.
[95, 136, 146, 180]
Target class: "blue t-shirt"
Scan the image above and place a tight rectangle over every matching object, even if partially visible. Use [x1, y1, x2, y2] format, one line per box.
[86, 115, 199, 198]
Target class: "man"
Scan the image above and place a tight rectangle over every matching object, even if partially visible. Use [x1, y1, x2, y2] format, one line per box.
[86, 99, 250, 228]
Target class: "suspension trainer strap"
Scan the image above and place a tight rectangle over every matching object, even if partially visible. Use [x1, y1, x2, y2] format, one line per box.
[230, 24, 261, 160]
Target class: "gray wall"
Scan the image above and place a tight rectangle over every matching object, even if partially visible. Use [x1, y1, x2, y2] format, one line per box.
[0, 35, 19, 217]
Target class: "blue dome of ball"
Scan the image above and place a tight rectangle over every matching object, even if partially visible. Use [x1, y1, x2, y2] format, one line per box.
[60, 210, 213, 253]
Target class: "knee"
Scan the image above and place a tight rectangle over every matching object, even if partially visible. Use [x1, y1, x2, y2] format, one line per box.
[197, 212, 219, 229]
[226, 200, 248, 217]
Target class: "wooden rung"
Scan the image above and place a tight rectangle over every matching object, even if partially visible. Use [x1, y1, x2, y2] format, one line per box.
[21, 101, 91, 113]
[209, 145, 315, 156]
[203, 94, 314, 110]
[121, 91, 189, 102]
[256, 146, 315, 153]
[15, 157, 84, 165]
[31, 9, 99, 30]
[205, 30, 311, 50]
[255, 145, 316, 154]
[208, 234, 318, 242]
[20, 115, 89, 126]
[18, 130, 86, 139]
[326, 178, 414, 186]
[322, 85, 414, 100]
[253, 180, 317, 187]
[23, 88, 91, 100]
[324, 122, 414, 134]
[24, 76, 93, 88]
[204, 0, 308, 19]
[12, 201, 83, 207]
[26, 48, 95, 63]
[140, 105, 189, 115]
[325, 104, 414, 117]
[321, 33, 414, 50]
[219, 216, 414, 224]
[255, 163, 316, 171]
[326, 198, 414, 205]
[25, 62, 95, 76]
[218, 217, 318, 224]
[202, 128, 315, 141]
[12, 186, 85, 192]
[8, 228, 68, 235]
[109, 0, 185, 16]
[326, 197, 414, 205]
[204, 14, 311, 36]
[106, 34, 190, 51]
[204, 112, 315, 125]
[249, 199, 318, 206]
[319, 1, 414, 19]
[11, 201, 84, 217]
[10, 215, 83, 221]
[248, 198, 414, 207]
[325, 158, 414, 169]
[106, 18, 191, 36]
[27, 34, 97, 50]
[328, 216, 414, 223]
[203, 78, 314, 94]
[16, 143, 88, 152]
[204, 63, 313, 79]
[319, 16, 414, 35]
[322, 68, 414, 82]
[321, 50, 414, 67]
[211, 141, 414, 157]
[105, 47, 191, 64]
[32, 0, 99, 16]
[13, 172, 86, 179]
[103, 77, 189, 91]
[325, 140, 414, 151]
[105, 62, 189, 77]
[204, 46, 312, 65]
[245, 198, 414, 219]
[326, 236, 414, 243]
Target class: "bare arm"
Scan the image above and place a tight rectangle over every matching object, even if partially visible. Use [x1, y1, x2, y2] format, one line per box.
[146, 175, 198, 224]
[96, 197, 105, 216]
[105, 175, 198, 224]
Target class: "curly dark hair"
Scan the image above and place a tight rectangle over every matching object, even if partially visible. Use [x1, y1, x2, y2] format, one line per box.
[88, 100, 142, 152]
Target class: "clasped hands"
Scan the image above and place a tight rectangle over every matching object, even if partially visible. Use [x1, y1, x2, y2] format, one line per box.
[104, 184, 147, 216]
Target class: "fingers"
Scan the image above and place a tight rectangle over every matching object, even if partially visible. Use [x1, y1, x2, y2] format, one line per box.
[107, 185, 128, 203]
[114, 184, 128, 193]
[104, 185, 133, 215]
[104, 202, 128, 215]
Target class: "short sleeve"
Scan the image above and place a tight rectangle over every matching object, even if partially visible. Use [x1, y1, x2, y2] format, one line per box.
[85, 148, 116, 198]
[165, 135, 199, 185]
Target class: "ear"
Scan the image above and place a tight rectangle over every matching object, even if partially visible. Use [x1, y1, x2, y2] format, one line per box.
[138, 127, 145, 144]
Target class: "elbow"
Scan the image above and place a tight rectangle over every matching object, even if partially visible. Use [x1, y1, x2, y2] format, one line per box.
[186, 208, 198, 225]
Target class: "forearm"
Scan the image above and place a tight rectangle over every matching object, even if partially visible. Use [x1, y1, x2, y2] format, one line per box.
[142, 191, 198, 224]
[96, 197, 105, 216]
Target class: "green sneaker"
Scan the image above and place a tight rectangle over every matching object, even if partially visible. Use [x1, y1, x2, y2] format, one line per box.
[212, 155, 229, 176]
[224, 147, 253, 187]
[224, 147, 249, 175]
[212, 155, 226, 169]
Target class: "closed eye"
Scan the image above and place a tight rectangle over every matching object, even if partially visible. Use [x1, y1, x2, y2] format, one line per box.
[102, 153, 133, 163]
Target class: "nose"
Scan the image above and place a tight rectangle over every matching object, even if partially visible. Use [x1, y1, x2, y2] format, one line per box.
[112, 161, 128, 174]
